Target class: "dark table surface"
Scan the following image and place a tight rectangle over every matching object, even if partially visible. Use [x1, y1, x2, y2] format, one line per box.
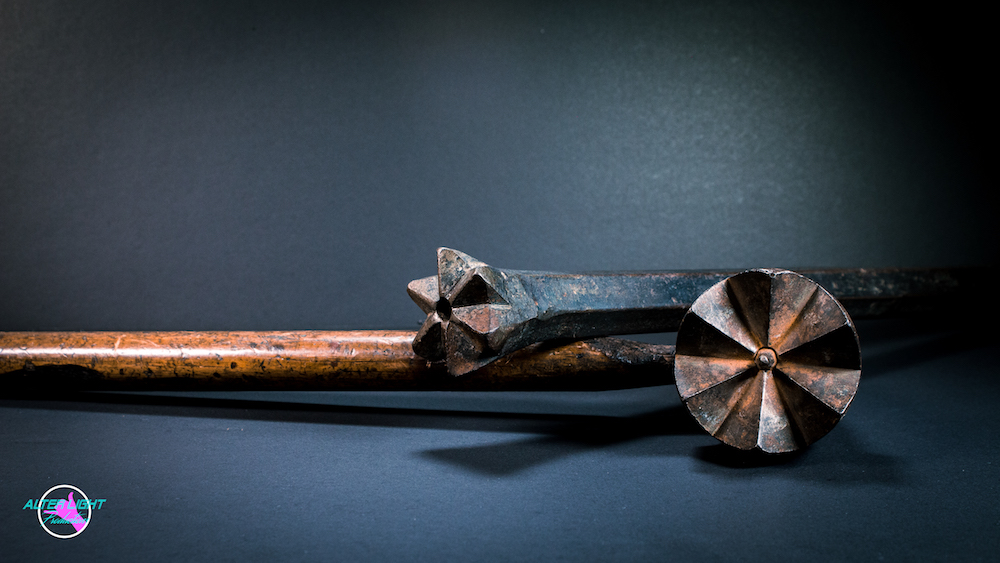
[2, 318, 997, 561]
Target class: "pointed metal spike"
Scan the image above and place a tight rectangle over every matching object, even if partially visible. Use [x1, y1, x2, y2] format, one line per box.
[444, 322, 493, 376]
[452, 271, 509, 308]
[411, 313, 446, 361]
[683, 373, 756, 436]
[674, 355, 757, 399]
[437, 247, 483, 296]
[724, 271, 772, 348]
[772, 285, 850, 355]
[407, 276, 439, 315]
[767, 273, 819, 350]
[689, 282, 759, 353]
[757, 370, 800, 453]
[771, 371, 844, 446]
[713, 370, 766, 450]
[776, 362, 861, 414]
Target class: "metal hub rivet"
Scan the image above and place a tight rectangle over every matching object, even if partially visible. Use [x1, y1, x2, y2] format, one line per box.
[754, 347, 778, 371]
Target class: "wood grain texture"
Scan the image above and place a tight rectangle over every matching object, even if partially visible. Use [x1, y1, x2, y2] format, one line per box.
[0, 331, 674, 391]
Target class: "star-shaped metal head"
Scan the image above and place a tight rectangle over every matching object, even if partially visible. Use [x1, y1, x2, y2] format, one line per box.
[407, 248, 535, 376]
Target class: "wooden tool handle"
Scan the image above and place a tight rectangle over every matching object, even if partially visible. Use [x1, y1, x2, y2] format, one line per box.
[0, 331, 674, 392]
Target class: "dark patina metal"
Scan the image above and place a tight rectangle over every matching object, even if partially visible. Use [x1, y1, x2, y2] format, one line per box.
[0, 252, 980, 454]
[407, 248, 724, 375]
[409, 248, 968, 376]
[674, 269, 861, 453]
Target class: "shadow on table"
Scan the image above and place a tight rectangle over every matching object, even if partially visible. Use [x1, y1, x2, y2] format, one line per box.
[419, 404, 704, 476]
[691, 423, 904, 486]
[0, 386, 700, 436]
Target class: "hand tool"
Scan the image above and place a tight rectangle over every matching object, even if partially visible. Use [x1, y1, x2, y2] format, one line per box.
[1, 249, 977, 453]
[408, 248, 968, 376]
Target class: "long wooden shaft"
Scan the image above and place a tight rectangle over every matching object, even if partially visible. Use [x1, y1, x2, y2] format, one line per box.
[0, 331, 674, 392]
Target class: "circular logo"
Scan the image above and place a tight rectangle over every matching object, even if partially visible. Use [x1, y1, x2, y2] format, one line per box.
[36, 484, 92, 539]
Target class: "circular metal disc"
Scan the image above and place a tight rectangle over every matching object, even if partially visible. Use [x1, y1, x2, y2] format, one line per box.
[674, 269, 861, 453]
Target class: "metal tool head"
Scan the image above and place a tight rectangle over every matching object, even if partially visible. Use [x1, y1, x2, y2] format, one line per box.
[408, 248, 715, 376]
[674, 269, 862, 453]
[407, 248, 537, 375]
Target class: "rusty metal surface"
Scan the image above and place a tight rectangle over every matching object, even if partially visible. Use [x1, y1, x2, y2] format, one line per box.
[2, 256, 972, 453]
[409, 248, 973, 376]
[674, 269, 861, 453]
[0, 331, 673, 392]
[408, 248, 730, 375]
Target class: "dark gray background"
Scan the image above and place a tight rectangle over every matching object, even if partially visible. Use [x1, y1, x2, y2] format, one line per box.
[0, 0, 992, 332]
[1, 1, 995, 561]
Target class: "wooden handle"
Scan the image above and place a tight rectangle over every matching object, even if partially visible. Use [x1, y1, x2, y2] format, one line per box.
[0, 331, 674, 391]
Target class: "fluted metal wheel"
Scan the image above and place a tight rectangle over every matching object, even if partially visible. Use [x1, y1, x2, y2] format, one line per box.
[674, 269, 862, 453]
